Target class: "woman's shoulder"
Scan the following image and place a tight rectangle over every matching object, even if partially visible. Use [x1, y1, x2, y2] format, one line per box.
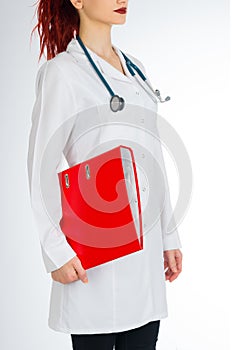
[34, 52, 76, 94]
[37, 51, 75, 75]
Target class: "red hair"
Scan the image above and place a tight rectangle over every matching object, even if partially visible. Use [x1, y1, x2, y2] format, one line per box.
[30, 0, 80, 62]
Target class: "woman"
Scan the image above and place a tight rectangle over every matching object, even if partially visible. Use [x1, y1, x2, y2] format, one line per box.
[27, 0, 183, 349]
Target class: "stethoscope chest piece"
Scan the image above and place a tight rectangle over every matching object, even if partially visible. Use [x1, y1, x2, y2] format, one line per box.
[110, 95, 125, 112]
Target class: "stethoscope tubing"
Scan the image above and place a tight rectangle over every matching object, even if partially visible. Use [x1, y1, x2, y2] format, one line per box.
[76, 35, 116, 98]
[75, 35, 170, 112]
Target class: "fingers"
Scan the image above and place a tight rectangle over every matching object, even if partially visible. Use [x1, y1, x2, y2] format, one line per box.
[164, 261, 178, 282]
[73, 268, 80, 280]
[165, 268, 179, 282]
[176, 251, 182, 272]
[167, 255, 178, 273]
[72, 257, 89, 284]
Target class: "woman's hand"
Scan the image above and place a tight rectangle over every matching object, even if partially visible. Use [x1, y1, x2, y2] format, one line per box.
[51, 256, 88, 284]
[163, 249, 182, 282]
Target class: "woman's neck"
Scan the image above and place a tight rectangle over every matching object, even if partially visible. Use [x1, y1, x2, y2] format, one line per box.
[78, 21, 115, 59]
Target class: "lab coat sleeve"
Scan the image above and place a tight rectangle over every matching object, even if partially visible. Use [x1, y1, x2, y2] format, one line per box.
[155, 137, 182, 251]
[27, 60, 78, 273]
[126, 53, 182, 251]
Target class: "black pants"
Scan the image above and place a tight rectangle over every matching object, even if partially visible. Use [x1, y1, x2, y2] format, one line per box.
[71, 320, 160, 350]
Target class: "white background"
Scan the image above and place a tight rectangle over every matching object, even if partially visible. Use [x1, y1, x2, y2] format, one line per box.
[0, 0, 232, 349]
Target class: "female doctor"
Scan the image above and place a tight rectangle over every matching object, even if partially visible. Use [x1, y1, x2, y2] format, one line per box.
[27, 0, 183, 349]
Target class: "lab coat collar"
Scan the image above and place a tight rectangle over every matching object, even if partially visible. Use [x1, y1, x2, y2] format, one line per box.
[66, 38, 133, 83]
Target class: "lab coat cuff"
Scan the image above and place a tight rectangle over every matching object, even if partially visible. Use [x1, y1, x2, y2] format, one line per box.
[41, 239, 77, 274]
[162, 230, 182, 251]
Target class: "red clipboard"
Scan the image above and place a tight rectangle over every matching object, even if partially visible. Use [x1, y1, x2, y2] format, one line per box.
[57, 145, 143, 270]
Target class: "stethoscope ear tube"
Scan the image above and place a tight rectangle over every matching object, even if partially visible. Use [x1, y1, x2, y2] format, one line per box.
[121, 51, 171, 103]
[154, 89, 171, 103]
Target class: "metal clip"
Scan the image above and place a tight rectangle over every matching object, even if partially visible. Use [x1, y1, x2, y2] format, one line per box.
[64, 174, 70, 188]
[85, 164, 91, 180]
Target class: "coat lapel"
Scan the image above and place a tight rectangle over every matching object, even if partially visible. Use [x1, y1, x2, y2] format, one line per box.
[66, 38, 133, 83]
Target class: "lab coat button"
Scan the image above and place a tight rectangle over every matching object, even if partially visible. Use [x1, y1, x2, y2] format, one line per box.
[142, 186, 146, 192]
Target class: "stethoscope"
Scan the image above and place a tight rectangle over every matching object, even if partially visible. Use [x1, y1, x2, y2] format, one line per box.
[76, 34, 171, 112]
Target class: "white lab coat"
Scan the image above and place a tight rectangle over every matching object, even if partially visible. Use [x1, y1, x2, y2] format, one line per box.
[27, 37, 182, 334]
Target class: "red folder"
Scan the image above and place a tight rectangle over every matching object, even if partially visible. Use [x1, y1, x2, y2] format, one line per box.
[57, 145, 143, 270]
